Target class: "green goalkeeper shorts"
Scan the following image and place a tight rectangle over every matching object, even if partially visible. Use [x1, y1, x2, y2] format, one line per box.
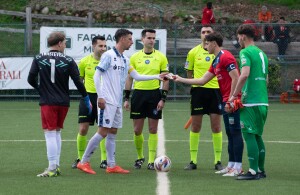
[240, 106, 268, 136]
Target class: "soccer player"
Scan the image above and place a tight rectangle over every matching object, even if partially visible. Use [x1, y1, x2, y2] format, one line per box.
[72, 36, 108, 169]
[173, 32, 244, 176]
[123, 29, 169, 170]
[183, 26, 223, 171]
[76, 29, 167, 174]
[27, 31, 91, 177]
[229, 24, 268, 180]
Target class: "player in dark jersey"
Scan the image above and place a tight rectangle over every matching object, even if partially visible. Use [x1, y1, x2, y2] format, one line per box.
[27, 31, 92, 177]
[173, 32, 244, 176]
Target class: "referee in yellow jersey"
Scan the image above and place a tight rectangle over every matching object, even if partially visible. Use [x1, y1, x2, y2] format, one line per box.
[124, 29, 169, 170]
[184, 25, 223, 171]
[72, 36, 108, 169]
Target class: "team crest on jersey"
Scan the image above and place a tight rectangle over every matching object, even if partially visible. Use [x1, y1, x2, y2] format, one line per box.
[113, 64, 117, 70]
[105, 119, 110, 124]
[145, 59, 150, 64]
[205, 56, 211, 61]
[241, 58, 246, 65]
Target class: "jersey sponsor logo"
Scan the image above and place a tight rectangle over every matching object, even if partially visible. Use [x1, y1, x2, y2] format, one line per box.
[113, 64, 125, 71]
[145, 59, 150, 64]
[205, 56, 211, 61]
[184, 61, 189, 69]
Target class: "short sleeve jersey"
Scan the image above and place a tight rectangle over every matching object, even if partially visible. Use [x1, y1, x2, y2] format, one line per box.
[239, 45, 269, 105]
[208, 50, 239, 102]
[78, 54, 99, 93]
[96, 47, 133, 107]
[130, 50, 169, 90]
[185, 44, 219, 88]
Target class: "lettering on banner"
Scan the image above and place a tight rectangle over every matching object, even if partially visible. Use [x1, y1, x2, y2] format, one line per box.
[0, 60, 21, 89]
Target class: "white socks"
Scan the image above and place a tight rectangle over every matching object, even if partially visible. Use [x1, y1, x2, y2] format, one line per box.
[106, 133, 116, 167]
[81, 133, 103, 163]
[56, 131, 61, 167]
[44, 131, 57, 170]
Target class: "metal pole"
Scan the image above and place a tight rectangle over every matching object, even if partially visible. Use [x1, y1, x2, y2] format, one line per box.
[25, 7, 32, 54]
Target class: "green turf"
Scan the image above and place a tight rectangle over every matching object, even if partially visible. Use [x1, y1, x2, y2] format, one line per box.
[0, 101, 299, 194]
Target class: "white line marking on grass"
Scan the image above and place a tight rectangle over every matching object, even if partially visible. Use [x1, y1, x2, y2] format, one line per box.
[156, 116, 170, 195]
[0, 140, 299, 144]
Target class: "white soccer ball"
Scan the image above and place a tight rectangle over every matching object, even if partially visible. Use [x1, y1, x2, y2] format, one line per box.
[154, 155, 172, 172]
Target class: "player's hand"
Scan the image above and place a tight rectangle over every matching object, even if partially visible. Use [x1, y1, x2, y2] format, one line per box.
[225, 99, 243, 113]
[83, 95, 92, 115]
[172, 75, 183, 82]
[123, 100, 130, 111]
[98, 98, 106, 110]
[158, 72, 169, 81]
[157, 100, 165, 111]
[163, 73, 175, 81]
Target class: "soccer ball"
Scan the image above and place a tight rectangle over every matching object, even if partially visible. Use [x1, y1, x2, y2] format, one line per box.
[154, 155, 171, 172]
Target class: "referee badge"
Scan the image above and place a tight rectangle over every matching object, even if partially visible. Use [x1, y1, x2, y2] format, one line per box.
[145, 60, 150, 64]
[205, 56, 211, 61]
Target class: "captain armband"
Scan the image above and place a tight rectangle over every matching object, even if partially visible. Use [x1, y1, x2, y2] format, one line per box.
[124, 90, 131, 101]
[161, 90, 168, 102]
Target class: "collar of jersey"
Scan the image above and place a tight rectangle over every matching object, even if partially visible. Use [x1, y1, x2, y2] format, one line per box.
[113, 47, 123, 58]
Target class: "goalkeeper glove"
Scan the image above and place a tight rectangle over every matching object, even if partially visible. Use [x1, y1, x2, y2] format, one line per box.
[226, 99, 243, 113]
[83, 95, 92, 115]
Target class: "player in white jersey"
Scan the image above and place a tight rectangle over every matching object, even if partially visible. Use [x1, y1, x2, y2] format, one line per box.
[76, 29, 167, 174]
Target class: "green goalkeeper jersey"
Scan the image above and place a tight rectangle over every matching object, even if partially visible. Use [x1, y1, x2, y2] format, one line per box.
[239, 45, 269, 106]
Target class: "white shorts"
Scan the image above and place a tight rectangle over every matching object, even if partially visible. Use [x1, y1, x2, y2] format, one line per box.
[98, 104, 122, 129]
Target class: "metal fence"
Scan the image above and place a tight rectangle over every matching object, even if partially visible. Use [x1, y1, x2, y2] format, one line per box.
[0, 22, 299, 101]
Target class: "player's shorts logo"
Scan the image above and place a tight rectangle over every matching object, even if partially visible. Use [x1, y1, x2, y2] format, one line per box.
[105, 119, 110, 124]
[145, 60, 150, 64]
[153, 109, 158, 115]
[205, 56, 211, 61]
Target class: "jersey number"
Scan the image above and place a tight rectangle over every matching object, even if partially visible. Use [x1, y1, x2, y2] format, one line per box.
[50, 59, 55, 83]
[259, 52, 266, 74]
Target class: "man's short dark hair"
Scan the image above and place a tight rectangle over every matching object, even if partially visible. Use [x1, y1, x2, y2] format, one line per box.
[237, 24, 255, 39]
[114, 29, 133, 43]
[141, 29, 156, 37]
[92, 35, 105, 45]
[205, 32, 223, 47]
[207, 2, 213, 9]
[47, 32, 65, 47]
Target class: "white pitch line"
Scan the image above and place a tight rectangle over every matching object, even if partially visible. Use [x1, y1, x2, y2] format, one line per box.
[0, 139, 299, 144]
[0, 140, 299, 144]
[156, 116, 170, 195]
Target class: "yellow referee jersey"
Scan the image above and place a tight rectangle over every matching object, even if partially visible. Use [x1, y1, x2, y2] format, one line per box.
[78, 54, 99, 93]
[185, 44, 219, 88]
[130, 50, 169, 90]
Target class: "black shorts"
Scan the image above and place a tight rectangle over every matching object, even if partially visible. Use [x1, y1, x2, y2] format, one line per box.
[130, 89, 162, 119]
[190, 87, 222, 115]
[78, 93, 98, 125]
